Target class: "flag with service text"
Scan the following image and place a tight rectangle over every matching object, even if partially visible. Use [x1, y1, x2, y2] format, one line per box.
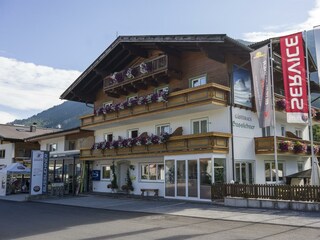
[250, 45, 273, 128]
[280, 32, 308, 123]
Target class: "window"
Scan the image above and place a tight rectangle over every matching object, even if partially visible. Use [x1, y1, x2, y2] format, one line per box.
[297, 161, 304, 172]
[67, 140, 76, 150]
[104, 133, 113, 142]
[265, 161, 284, 183]
[128, 129, 139, 138]
[192, 118, 208, 134]
[0, 150, 5, 158]
[235, 162, 254, 184]
[156, 124, 170, 135]
[140, 163, 164, 181]
[103, 101, 113, 108]
[155, 86, 169, 95]
[190, 75, 206, 88]
[127, 95, 138, 101]
[281, 125, 286, 137]
[262, 127, 271, 137]
[295, 129, 302, 138]
[214, 158, 226, 183]
[47, 143, 57, 152]
[101, 165, 111, 180]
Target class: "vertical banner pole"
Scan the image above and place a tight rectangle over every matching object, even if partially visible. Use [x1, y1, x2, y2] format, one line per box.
[305, 31, 316, 170]
[269, 39, 279, 184]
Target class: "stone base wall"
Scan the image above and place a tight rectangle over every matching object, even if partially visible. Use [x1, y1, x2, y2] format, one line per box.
[225, 197, 320, 211]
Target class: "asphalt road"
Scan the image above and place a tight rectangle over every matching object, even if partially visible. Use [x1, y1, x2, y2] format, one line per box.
[0, 200, 320, 240]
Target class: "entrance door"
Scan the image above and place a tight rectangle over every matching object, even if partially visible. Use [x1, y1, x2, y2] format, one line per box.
[119, 162, 129, 189]
[165, 159, 199, 199]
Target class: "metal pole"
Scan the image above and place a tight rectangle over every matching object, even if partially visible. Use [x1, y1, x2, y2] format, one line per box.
[269, 39, 279, 184]
[305, 31, 315, 168]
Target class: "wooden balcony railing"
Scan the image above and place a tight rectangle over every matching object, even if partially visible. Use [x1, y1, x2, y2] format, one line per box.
[255, 136, 319, 155]
[80, 132, 231, 160]
[212, 183, 320, 202]
[103, 55, 180, 97]
[81, 83, 230, 128]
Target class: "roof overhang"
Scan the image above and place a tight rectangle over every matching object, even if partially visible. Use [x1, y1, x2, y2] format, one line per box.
[60, 34, 253, 104]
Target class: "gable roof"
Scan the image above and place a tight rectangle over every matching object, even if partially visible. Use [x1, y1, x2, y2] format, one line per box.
[0, 124, 60, 142]
[60, 34, 253, 104]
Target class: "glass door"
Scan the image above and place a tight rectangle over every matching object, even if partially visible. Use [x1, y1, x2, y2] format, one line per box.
[188, 160, 198, 198]
[177, 160, 186, 197]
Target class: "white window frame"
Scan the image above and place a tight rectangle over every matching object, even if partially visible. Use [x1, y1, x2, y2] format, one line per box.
[262, 126, 271, 137]
[128, 129, 139, 138]
[47, 143, 57, 152]
[190, 74, 207, 88]
[139, 163, 164, 182]
[155, 86, 169, 94]
[281, 125, 286, 137]
[295, 128, 302, 138]
[103, 101, 113, 108]
[104, 133, 113, 142]
[191, 117, 208, 134]
[264, 161, 285, 184]
[235, 161, 255, 184]
[156, 123, 170, 135]
[0, 149, 5, 159]
[127, 95, 138, 101]
[297, 161, 304, 172]
[101, 165, 111, 180]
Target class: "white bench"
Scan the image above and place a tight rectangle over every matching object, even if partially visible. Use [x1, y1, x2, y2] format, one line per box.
[140, 188, 159, 197]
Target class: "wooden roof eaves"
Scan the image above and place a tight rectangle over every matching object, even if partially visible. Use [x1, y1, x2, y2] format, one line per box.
[60, 34, 252, 102]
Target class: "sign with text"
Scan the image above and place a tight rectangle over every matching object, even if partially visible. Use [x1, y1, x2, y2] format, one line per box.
[280, 32, 308, 123]
[30, 150, 49, 195]
[92, 170, 101, 181]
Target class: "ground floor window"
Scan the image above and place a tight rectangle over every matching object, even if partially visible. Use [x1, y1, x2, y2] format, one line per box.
[165, 157, 224, 199]
[101, 165, 111, 180]
[265, 161, 284, 183]
[235, 161, 254, 184]
[140, 163, 164, 181]
[48, 158, 81, 195]
[214, 158, 225, 183]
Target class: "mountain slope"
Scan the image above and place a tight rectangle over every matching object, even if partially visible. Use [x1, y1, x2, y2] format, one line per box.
[10, 101, 93, 129]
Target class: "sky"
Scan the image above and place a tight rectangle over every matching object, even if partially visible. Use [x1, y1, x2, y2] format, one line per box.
[0, 0, 320, 124]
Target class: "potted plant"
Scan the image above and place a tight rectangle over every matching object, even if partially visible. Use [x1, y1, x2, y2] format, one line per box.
[121, 169, 134, 193]
[110, 161, 118, 191]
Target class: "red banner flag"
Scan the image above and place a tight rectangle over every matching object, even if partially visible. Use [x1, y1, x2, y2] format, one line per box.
[280, 32, 308, 123]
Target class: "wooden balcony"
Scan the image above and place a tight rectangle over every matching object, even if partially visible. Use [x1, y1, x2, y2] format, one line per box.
[81, 83, 230, 129]
[254, 136, 319, 155]
[103, 55, 180, 97]
[80, 132, 231, 160]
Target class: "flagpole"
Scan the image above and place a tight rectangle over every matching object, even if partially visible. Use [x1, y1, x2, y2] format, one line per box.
[270, 39, 279, 184]
[305, 30, 316, 177]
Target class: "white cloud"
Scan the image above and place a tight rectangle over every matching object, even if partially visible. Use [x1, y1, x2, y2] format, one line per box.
[243, 0, 320, 42]
[0, 56, 81, 121]
[0, 111, 18, 124]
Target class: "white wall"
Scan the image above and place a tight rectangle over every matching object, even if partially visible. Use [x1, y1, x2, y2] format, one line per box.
[40, 137, 65, 153]
[0, 143, 14, 166]
[94, 108, 231, 142]
[92, 157, 165, 196]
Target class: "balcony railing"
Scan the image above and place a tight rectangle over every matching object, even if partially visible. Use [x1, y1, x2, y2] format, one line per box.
[103, 55, 180, 96]
[254, 136, 320, 155]
[80, 132, 231, 160]
[81, 83, 230, 128]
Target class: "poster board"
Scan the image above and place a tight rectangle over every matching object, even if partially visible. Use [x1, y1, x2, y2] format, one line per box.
[30, 150, 49, 195]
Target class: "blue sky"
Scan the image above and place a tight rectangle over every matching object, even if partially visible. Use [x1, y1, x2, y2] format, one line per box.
[0, 0, 319, 124]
